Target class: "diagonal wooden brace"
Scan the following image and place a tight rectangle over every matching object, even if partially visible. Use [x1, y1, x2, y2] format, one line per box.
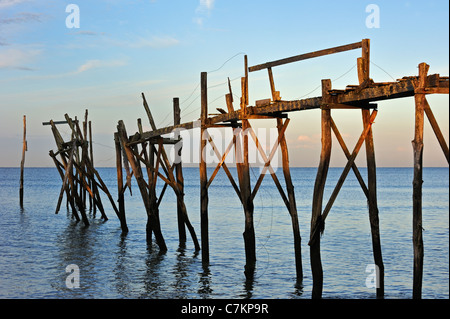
[309, 109, 378, 245]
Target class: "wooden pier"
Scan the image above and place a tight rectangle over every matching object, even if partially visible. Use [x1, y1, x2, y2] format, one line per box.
[48, 39, 449, 299]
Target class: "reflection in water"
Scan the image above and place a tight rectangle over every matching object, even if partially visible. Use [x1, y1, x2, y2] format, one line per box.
[54, 219, 97, 298]
[141, 248, 165, 298]
[114, 233, 130, 297]
[198, 264, 213, 298]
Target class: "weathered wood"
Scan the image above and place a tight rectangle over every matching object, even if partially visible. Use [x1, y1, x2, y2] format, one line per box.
[235, 120, 256, 279]
[249, 40, 364, 72]
[277, 117, 303, 284]
[248, 123, 290, 210]
[310, 79, 332, 299]
[205, 131, 242, 202]
[362, 108, 384, 298]
[267, 67, 277, 101]
[422, 97, 450, 164]
[114, 132, 128, 233]
[319, 109, 378, 224]
[173, 97, 187, 244]
[19, 115, 27, 208]
[118, 120, 167, 252]
[200, 71, 209, 264]
[250, 119, 290, 202]
[330, 118, 369, 198]
[411, 63, 428, 299]
[49, 150, 79, 221]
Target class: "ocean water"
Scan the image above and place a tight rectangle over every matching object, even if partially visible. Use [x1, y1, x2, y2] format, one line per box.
[0, 167, 448, 299]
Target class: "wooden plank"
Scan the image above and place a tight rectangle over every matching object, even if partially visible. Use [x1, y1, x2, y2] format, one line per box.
[255, 99, 271, 107]
[249, 40, 363, 72]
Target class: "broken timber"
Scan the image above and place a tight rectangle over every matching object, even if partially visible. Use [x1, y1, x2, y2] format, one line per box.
[43, 111, 128, 233]
[116, 93, 200, 252]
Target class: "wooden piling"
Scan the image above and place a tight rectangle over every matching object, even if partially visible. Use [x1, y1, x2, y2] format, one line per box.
[411, 63, 428, 299]
[118, 120, 167, 251]
[277, 117, 303, 284]
[362, 108, 384, 298]
[239, 119, 256, 278]
[114, 132, 128, 233]
[19, 115, 27, 208]
[200, 71, 209, 264]
[173, 97, 187, 244]
[310, 79, 332, 299]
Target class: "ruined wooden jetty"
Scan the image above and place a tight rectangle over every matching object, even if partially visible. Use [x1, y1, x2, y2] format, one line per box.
[119, 39, 448, 299]
[45, 38, 448, 299]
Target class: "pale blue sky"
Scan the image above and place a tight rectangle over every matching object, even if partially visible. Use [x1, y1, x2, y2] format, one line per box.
[0, 0, 448, 167]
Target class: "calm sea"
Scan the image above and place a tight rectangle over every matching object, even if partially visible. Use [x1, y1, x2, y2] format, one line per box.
[0, 167, 448, 299]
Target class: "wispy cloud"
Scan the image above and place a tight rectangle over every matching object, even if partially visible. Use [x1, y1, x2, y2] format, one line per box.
[0, 0, 29, 9]
[194, 0, 215, 26]
[0, 12, 42, 24]
[197, 0, 215, 13]
[0, 47, 41, 70]
[76, 58, 127, 74]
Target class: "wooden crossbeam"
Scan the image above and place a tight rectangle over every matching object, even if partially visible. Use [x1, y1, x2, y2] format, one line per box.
[249, 40, 364, 72]
[248, 124, 290, 211]
[250, 119, 290, 203]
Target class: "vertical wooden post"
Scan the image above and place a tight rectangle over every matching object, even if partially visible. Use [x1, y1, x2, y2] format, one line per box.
[114, 132, 128, 233]
[88, 120, 96, 215]
[200, 71, 209, 264]
[358, 39, 383, 297]
[238, 56, 256, 278]
[240, 118, 256, 278]
[310, 79, 332, 299]
[412, 62, 428, 299]
[277, 117, 303, 284]
[19, 115, 27, 208]
[362, 108, 384, 298]
[174, 97, 187, 245]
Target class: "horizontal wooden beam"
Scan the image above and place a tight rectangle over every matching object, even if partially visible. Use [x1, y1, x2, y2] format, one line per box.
[249, 40, 363, 72]
[42, 120, 78, 126]
[129, 74, 447, 144]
